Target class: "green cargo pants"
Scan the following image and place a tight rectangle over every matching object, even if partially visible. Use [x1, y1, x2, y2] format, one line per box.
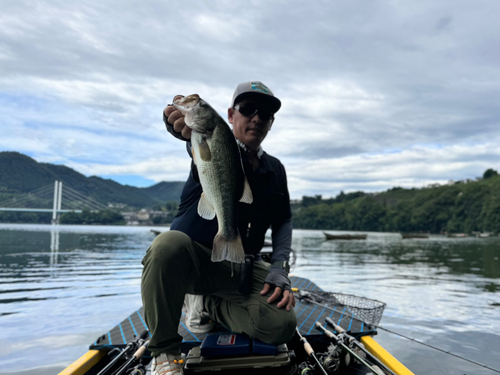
[141, 230, 297, 357]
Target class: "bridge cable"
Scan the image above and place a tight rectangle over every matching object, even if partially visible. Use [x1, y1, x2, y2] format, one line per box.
[61, 188, 106, 211]
[61, 190, 104, 211]
[62, 186, 107, 210]
[0, 184, 55, 207]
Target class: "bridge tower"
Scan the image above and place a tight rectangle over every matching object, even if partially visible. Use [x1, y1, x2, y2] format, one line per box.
[52, 181, 63, 225]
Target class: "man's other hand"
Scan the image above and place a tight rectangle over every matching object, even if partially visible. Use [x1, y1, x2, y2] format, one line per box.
[164, 95, 192, 140]
[260, 283, 296, 311]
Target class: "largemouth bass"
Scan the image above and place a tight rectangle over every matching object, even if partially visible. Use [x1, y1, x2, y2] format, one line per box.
[173, 94, 253, 263]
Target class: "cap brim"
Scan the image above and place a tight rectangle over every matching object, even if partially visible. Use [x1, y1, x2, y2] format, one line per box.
[233, 92, 282, 113]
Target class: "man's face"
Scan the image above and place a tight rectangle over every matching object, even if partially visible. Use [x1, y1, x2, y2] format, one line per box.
[228, 98, 275, 151]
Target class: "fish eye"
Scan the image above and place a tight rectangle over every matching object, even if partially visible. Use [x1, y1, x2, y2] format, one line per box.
[199, 101, 209, 108]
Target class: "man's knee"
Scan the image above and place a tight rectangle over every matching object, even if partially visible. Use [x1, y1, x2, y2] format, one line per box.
[266, 309, 297, 345]
[249, 304, 297, 345]
[144, 230, 192, 266]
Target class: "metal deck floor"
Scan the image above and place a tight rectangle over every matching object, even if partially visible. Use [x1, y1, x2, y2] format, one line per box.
[90, 276, 375, 350]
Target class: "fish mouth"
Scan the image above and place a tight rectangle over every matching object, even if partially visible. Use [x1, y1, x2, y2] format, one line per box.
[173, 94, 212, 133]
[173, 94, 200, 114]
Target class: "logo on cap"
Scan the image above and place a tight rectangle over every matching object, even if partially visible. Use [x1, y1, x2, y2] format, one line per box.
[250, 82, 269, 94]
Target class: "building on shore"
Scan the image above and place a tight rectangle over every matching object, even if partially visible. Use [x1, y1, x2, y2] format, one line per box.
[122, 209, 172, 225]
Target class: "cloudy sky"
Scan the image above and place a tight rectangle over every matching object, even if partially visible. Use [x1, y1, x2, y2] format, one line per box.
[1, 0, 499, 199]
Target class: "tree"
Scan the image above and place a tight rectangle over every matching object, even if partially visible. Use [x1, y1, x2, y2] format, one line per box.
[483, 169, 498, 179]
[293, 177, 500, 234]
[302, 195, 323, 207]
[60, 209, 124, 225]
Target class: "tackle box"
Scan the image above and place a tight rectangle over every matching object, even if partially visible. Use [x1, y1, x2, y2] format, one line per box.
[184, 333, 292, 372]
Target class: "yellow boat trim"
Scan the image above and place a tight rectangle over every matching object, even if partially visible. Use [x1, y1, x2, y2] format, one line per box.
[361, 336, 414, 375]
[58, 350, 106, 375]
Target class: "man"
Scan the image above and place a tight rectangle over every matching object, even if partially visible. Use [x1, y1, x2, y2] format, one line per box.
[141, 81, 296, 375]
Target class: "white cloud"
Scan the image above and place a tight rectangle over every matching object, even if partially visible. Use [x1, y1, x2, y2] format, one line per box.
[193, 14, 247, 43]
[68, 156, 191, 182]
[284, 143, 497, 198]
[1, 0, 499, 196]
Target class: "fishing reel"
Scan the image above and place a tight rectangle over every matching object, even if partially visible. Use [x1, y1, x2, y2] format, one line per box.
[127, 364, 146, 375]
[317, 344, 342, 375]
[297, 344, 341, 375]
[336, 333, 366, 367]
[297, 354, 340, 375]
[322, 354, 341, 375]
[297, 360, 316, 375]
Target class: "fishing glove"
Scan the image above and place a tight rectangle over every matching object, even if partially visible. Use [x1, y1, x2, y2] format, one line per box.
[265, 264, 291, 291]
[163, 110, 189, 142]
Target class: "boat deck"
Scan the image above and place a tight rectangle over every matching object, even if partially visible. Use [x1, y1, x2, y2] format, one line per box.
[89, 276, 376, 351]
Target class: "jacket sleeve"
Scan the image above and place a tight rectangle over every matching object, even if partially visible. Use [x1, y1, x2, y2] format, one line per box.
[270, 216, 292, 264]
[270, 163, 293, 266]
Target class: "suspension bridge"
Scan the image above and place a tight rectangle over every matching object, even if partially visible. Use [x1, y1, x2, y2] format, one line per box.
[0, 181, 108, 224]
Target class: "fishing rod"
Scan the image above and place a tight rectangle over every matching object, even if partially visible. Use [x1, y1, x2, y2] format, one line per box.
[296, 327, 329, 375]
[324, 318, 396, 375]
[367, 324, 500, 374]
[96, 330, 149, 375]
[314, 322, 385, 375]
[295, 290, 500, 374]
[113, 339, 150, 375]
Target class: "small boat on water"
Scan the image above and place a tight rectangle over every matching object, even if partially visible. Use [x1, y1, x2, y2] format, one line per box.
[472, 231, 491, 238]
[323, 232, 368, 240]
[60, 275, 413, 375]
[401, 233, 429, 239]
[447, 233, 468, 238]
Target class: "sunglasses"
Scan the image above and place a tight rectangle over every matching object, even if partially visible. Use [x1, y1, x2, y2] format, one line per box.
[234, 103, 274, 122]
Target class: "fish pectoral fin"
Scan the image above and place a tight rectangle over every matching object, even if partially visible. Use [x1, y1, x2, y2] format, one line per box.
[197, 192, 216, 220]
[198, 138, 212, 162]
[211, 232, 245, 263]
[239, 177, 253, 204]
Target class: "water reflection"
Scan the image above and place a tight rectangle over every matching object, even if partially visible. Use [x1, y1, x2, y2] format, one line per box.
[292, 231, 500, 282]
[0, 225, 499, 375]
[50, 229, 59, 266]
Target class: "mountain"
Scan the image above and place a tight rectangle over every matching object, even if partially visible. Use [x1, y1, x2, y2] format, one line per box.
[141, 181, 185, 203]
[0, 151, 185, 208]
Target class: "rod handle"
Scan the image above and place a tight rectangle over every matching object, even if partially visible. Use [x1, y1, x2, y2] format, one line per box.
[133, 342, 148, 359]
[326, 317, 345, 333]
[303, 340, 314, 356]
[314, 322, 334, 339]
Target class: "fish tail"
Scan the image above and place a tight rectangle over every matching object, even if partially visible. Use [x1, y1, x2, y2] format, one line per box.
[211, 232, 245, 263]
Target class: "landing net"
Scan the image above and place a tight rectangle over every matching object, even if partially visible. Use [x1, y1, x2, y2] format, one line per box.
[300, 291, 386, 326]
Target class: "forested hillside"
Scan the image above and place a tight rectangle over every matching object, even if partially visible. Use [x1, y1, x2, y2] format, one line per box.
[0, 152, 185, 208]
[293, 171, 500, 233]
[3, 152, 499, 232]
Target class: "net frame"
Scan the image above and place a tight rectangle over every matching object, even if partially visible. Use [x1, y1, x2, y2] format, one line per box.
[304, 291, 386, 326]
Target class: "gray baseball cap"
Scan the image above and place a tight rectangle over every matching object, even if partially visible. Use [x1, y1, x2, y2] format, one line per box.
[231, 81, 281, 113]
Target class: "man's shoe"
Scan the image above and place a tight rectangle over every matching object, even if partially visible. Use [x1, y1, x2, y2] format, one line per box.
[151, 353, 184, 375]
[183, 294, 215, 334]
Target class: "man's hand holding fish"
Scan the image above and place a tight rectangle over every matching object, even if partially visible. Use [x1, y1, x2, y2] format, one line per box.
[164, 95, 191, 140]
[142, 81, 296, 375]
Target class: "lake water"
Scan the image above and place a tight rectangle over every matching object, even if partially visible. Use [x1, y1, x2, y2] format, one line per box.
[0, 224, 499, 375]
